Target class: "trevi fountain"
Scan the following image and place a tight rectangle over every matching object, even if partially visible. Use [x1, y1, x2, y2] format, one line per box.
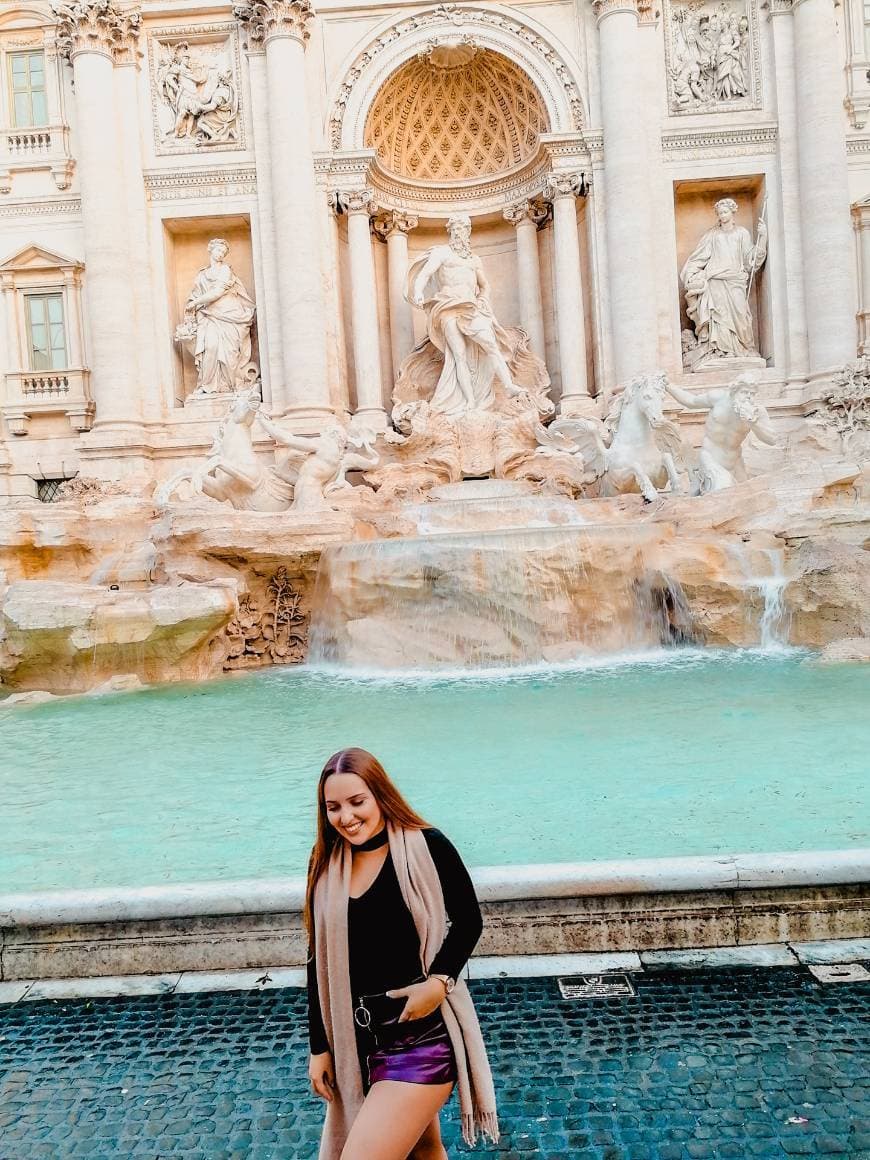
[0, 0, 868, 976]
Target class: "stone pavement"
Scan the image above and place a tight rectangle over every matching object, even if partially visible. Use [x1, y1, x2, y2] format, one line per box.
[1, 968, 868, 1159]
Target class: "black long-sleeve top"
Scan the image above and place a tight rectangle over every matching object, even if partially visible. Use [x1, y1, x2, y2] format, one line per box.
[307, 828, 482, 1055]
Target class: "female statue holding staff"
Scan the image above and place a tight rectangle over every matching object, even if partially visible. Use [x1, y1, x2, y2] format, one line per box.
[681, 197, 767, 363]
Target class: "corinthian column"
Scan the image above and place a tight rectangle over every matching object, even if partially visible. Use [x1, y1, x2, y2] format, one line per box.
[593, 0, 658, 384]
[543, 174, 591, 413]
[373, 209, 418, 386]
[337, 190, 386, 427]
[51, 0, 143, 437]
[791, 0, 857, 377]
[234, 0, 331, 421]
[503, 200, 546, 361]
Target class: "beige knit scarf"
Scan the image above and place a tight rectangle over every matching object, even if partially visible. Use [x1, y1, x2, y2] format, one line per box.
[313, 824, 499, 1159]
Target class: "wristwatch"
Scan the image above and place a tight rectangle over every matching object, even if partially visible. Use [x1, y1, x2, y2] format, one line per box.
[429, 973, 456, 994]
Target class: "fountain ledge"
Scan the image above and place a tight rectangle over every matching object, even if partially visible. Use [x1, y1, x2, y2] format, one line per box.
[2, 849, 868, 927]
[1, 850, 868, 981]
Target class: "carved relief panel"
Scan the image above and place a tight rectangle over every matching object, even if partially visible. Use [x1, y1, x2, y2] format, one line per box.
[148, 25, 244, 155]
[663, 0, 761, 115]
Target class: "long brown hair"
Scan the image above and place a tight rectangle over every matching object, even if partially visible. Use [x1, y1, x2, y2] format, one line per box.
[304, 747, 429, 936]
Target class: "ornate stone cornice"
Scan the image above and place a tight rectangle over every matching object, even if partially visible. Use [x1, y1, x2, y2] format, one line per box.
[143, 166, 257, 202]
[233, 0, 314, 48]
[661, 124, 778, 160]
[372, 208, 418, 240]
[542, 173, 588, 200]
[50, 0, 141, 63]
[336, 188, 374, 215]
[503, 199, 549, 227]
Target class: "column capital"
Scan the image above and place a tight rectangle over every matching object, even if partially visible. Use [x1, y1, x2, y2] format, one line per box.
[372, 208, 419, 241]
[591, 0, 644, 21]
[336, 188, 374, 216]
[233, 0, 314, 48]
[503, 199, 549, 228]
[542, 173, 588, 201]
[50, 0, 141, 64]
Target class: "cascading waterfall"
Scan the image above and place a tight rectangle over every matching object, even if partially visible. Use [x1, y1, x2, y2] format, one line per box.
[756, 548, 790, 648]
[308, 524, 695, 671]
[724, 542, 791, 649]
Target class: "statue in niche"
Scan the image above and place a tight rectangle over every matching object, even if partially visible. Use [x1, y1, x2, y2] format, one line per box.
[665, 372, 777, 493]
[680, 197, 767, 368]
[156, 41, 239, 145]
[404, 214, 549, 417]
[176, 238, 257, 398]
[669, 2, 751, 110]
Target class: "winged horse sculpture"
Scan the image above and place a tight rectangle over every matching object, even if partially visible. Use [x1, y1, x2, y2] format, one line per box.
[543, 372, 687, 502]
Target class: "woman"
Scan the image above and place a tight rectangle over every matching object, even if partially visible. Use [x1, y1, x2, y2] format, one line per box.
[306, 747, 498, 1159]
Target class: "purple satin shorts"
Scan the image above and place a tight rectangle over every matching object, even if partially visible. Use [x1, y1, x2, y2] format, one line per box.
[365, 1011, 457, 1088]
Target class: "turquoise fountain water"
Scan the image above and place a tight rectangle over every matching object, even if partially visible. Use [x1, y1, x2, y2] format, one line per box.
[2, 650, 868, 895]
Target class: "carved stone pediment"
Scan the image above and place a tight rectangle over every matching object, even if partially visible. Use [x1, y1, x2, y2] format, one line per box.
[0, 243, 82, 275]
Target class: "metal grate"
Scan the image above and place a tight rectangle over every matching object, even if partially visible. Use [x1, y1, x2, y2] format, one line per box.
[36, 478, 65, 503]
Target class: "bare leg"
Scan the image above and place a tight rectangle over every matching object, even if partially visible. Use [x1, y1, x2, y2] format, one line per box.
[477, 331, 519, 394]
[442, 319, 476, 407]
[409, 1116, 448, 1160]
[340, 1081, 453, 1160]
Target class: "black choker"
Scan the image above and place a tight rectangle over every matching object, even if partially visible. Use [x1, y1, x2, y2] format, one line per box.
[355, 827, 389, 852]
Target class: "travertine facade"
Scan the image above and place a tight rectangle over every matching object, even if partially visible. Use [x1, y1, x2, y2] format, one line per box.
[0, 0, 865, 497]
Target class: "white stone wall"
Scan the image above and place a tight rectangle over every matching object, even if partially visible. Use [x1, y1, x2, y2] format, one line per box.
[0, 0, 865, 492]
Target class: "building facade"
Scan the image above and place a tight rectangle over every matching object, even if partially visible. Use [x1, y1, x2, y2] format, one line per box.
[0, 0, 865, 497]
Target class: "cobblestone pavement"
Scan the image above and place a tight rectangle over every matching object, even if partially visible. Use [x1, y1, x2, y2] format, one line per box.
[1, 968, 869, 1159]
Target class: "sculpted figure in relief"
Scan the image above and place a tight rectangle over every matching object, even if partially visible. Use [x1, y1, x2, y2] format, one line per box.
[156, 41, 239, 145]
[680, 198, 767, 365]
[176, 239, 257, 398]
[665, 373, 777, 493]
[670, 2, 750, 109]
[405, 214, 527, 416]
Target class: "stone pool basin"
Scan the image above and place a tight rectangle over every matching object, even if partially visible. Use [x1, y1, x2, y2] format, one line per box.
[1, 649, 868, 978]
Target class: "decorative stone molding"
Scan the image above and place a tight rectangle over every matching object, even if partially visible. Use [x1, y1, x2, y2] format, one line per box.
[664, 0, 761, 115]
[330, 5, 585, 154]
[50, 0, 141, 63]
[143, 166, 257, 202]
[371, 209, 418, 241]
[661, 123, 777, 159]
[336, 188, 374, 215]
[232, 0, 314, 47]
[503, 199, 550, 227]
[542, 172, 589, 200]
[148, 26, 244, 155]
[762, 0, 793, 14]
[0, 198, 82, 218]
